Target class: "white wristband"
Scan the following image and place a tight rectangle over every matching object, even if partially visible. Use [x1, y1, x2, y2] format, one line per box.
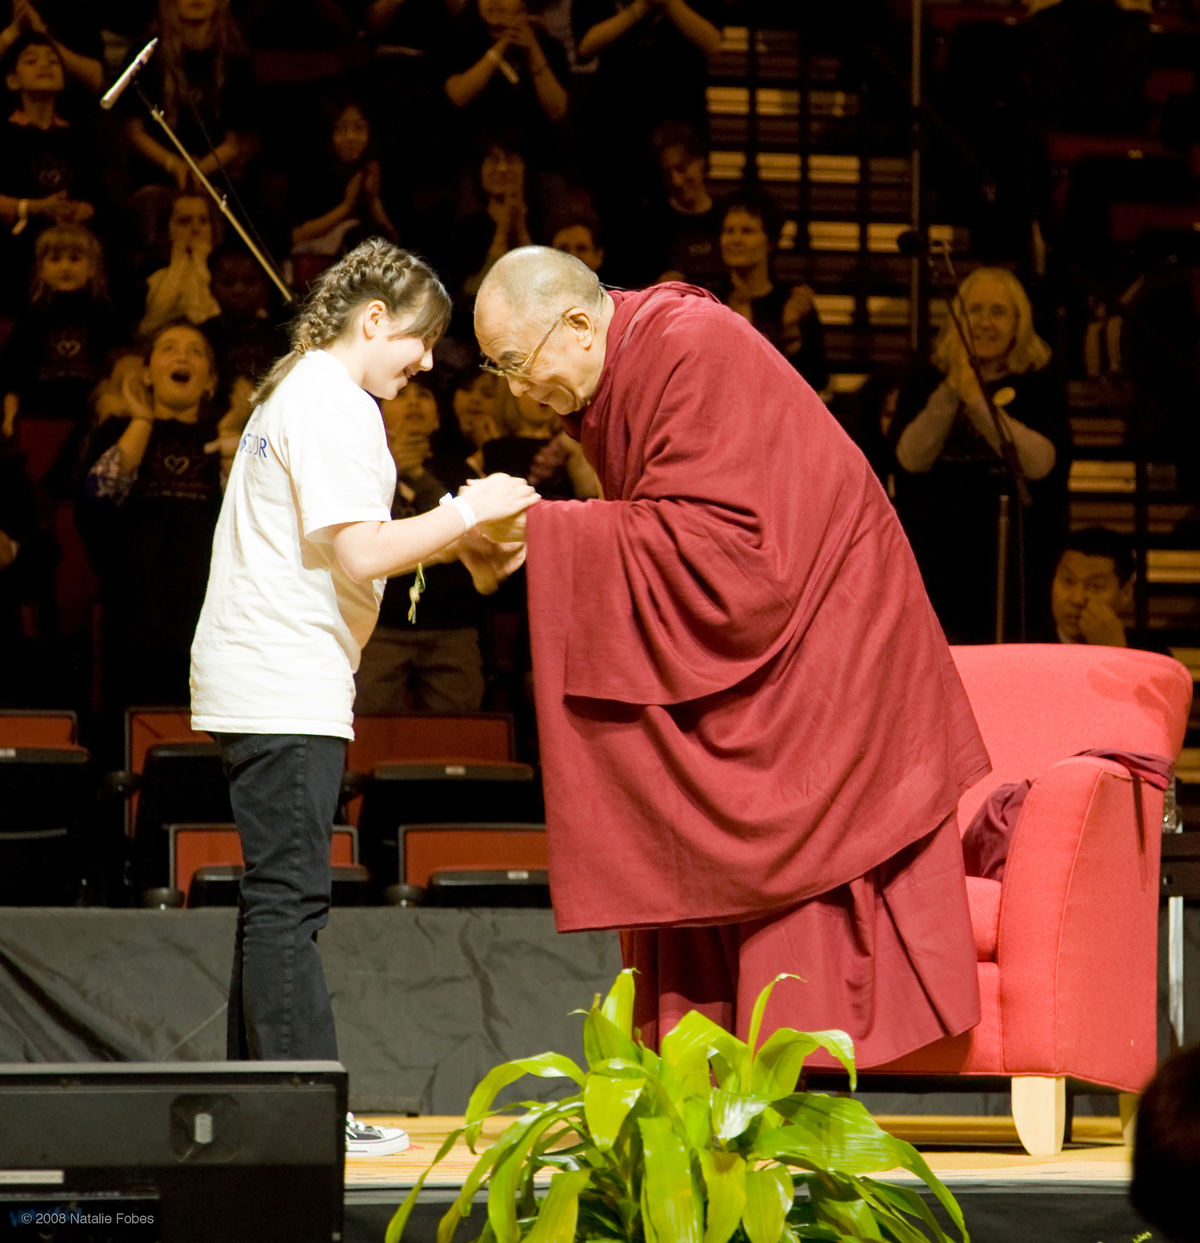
[439, 492, 477, 531]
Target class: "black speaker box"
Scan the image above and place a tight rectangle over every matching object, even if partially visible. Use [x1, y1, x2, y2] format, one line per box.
[0, 1061, 346, 1242]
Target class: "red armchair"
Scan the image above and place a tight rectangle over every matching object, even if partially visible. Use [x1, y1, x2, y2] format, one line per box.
[873, 644, 1192, 1155]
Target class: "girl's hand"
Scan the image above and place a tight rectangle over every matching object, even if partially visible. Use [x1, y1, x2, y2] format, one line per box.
[461, 472, 539, 525]
[120, 370, 156, 423]
[363, 160, 383, 202]
[343, 170, 365, 208]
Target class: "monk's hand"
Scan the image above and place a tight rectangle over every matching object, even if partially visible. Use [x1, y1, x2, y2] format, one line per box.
[458, 530, 527, 595]
[476, 511, 527, 544]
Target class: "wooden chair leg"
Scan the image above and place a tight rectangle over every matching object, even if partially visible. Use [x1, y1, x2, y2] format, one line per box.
[1012, 1076, 1067, 1156]
[1118, 1093, 1138, 1147]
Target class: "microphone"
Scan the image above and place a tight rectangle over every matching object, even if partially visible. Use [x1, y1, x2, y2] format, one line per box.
[100, 38, 158, 111]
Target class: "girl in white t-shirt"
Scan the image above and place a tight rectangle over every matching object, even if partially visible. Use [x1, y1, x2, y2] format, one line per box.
[190, 240, 536, 1153]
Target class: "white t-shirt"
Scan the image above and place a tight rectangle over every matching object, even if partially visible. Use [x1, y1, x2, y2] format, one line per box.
[190, 349, 396, 739]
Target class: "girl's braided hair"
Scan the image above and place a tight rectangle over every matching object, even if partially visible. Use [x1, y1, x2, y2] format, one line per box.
[252, 239, 451, 407]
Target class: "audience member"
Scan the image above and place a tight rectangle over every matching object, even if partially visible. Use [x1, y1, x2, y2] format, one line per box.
[1, 223, 121, 490]
[0, 0, 104, 98]
[443, 0, 569, 173]
[139, 190, 222, 335]
[202, 246, 288, 425]
[1027, 0, 1152, 135]
[0, 30, 97, 306]
[0, 428, 46, 704]
[709, 189, 828, 391]
[289, 96, 399, 261]
[125, 0, 257, 190]
[547, 208, 605, 274]
[1131, 1044, 1200, 1243]
[445, 136, 533, 321]
[484, 386, 600, 499]
[355, 378, 488, 714]
[574, 0, 721, 265]
[448, 369, 502, 468]
[1048, 527, 1136, 647]
[890, 266, 1070, 643]
[645, 120, 722, 285]
[78, 319, 224, 712]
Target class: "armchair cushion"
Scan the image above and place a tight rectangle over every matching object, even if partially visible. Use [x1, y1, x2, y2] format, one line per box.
[966, 876, 1001, 961]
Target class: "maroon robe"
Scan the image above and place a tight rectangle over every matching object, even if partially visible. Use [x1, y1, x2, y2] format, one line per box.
[525, 284, 991, 1065]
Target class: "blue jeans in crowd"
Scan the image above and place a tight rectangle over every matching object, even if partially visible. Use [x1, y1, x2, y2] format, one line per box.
[214, 732, 346, 1061]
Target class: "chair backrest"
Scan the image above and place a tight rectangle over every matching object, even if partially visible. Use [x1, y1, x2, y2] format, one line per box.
[347, 714, 513, 773]
[399, 823, 548, 888]
[126, 708, 211, 776]
[0, 711, 78, 749]
[950, 644, 1194, 825]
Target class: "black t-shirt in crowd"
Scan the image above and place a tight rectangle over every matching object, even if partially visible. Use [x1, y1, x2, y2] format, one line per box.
[572, 0, 719, 135]
[79, 416, 223, 656]
[443, 23, 570, 170]
[0, 115, 98, 205]
[889, 362, 1072, 644]
[0, 292, 121, 419]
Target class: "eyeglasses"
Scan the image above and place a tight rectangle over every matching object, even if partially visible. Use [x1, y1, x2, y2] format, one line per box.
[480, 310, 569, 382]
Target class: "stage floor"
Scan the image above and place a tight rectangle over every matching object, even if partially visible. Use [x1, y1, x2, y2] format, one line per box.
[347, 1112, 1130, 1189]
[344, 1114, 1152, 1243]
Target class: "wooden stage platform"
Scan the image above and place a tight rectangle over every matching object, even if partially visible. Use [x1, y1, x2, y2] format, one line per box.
[343, 1114, 1154, 1243]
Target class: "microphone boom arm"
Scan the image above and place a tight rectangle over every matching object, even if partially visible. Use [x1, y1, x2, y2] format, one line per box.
[138, 87, 293, 305]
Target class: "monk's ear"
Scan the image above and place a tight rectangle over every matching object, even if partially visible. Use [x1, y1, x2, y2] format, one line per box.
[565, 307, 597, 346]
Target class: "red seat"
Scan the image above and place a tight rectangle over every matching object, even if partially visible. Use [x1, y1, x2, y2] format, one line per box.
[868, 645, 1192, 1155]
[125, 708, 212, 836]
[0, 710, 79, 749]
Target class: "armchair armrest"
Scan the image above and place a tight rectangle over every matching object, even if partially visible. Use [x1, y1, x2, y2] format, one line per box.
[997, 756, 1163, 1089]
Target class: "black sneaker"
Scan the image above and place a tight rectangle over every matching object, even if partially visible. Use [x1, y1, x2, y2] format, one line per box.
[345, 1112, 410, 1155]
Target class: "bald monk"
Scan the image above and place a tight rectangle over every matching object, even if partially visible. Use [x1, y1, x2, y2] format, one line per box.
[473, 246, 992, 1064]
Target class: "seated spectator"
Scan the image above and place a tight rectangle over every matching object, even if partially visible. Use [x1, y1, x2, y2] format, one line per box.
[709, 190, 828, 391]
[124, 0, 257, 190]
[574, 0, 721, 269]
[890, 266, 1071, 644]
[139, 190, 222, 336]
[0, 0, 103, 98]
[646, 120, 722, 285]
[1028, 0, 1152, 135]
[0, 427, 48, 703]
[355, 378, 489, 714]
[443, 0, 569, 172]
[448, 368, 502, 468]
[78, 319, 224, 712]
[0, 30, 97, 307]
[202, 246, 288, 429]
[484, 386, 600, 499]
[547, 208, 605, 275]
[289, 96, 399, 261]
[445, 136, 533, 323]
[1131, 1044, 1200, 1243]
[1049, 527, 1135, 648]
[1, 223, 122, 490]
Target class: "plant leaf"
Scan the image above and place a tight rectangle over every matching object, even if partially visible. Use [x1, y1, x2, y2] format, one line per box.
[584, 1007, 642, 1070]
[384, 1125, 464, 1243]
[711, 1088, 777, 1141]
[585, 1073, 646, 1152]
[746, 975, 802, 1064]
[698, 1149, 746, 1243]
[463, 1053, 585, 1147]
[742, 1163, 794, 1243]
[486, 1104, 581, 1243]
[638, 1115, 703, 1243]
[521, 1168, 592, 1243]
[600, 968, 637, 1036]
[752, 1028, 857, 1097]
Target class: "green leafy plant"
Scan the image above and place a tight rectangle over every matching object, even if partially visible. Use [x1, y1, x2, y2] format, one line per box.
[386, 970, 968, 1243]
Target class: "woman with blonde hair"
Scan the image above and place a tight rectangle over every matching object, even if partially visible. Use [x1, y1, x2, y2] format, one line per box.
[890, 265, 1070, 642]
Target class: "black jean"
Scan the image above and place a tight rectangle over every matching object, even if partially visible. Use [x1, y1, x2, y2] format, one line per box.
[214, 732, 346, 1061]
